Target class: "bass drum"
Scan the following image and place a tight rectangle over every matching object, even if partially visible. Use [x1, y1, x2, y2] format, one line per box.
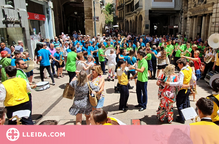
[204, 71, 219, 87]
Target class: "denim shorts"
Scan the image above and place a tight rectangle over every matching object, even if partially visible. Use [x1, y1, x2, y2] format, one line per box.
[195, 69, 201, 81]
[94, 97, 105, 108]
[26, 70, 33, 77]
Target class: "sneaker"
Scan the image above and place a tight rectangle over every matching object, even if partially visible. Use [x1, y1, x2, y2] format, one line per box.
[51, 82, 55, 85]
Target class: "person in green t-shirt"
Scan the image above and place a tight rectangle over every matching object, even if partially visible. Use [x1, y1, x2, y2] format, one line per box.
[126, 42, 133, 53]
[106, 41, 113, 48]
[98, 43, 106, 74]
[185, 43, 192, 57]
[144, 48, 153, 78]
[167, 40, 174, 64]
[130, 50, 148, 111]
[197, 42, 205, 61]
[174, 42, 185, 70]
[66, 47, 77, 82]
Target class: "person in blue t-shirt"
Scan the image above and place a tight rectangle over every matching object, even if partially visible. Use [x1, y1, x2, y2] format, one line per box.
[75, 42, 82, 53]
[82, 42, 93, 55]
[53, 47, 64, 78]
[151, 45, 158, 79]
[124, 50, 137, 84]
[38, 44, 55, 85]
[11, 50, 22, 67]
[92, 42, 99, 64]
[118, 49, 126, 62]
[53, 37, 60, 48]
[139, 38, 145, 48]
[0, 42, 11, 57]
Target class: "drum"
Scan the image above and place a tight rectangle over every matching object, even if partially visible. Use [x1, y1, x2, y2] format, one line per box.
[204, 71, 219, 87]
[35, 81, 50, 91]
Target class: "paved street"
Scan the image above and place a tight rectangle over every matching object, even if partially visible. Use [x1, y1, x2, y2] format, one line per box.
[1, 65, 210, 125]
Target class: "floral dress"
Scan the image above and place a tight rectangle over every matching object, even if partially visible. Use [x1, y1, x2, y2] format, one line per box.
[69, 81, 99, 115]
[157, 74, 179, 123]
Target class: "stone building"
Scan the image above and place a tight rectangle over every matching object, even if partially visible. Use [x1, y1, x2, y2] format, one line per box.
[117, 0, 182, 35]
[181, 0, 219, 41]
[53, 0, 106, 37]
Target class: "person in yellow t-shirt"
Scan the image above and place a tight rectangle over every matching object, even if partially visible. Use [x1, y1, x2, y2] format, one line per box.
[190, 98, 219, 144]
[117, 60, 129, 112]
[90, 109, 119, 125]
[207, 78, 219, 125]
[0, 66, 33, 125]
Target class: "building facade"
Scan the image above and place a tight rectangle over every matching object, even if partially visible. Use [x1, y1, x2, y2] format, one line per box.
[117, 0, 182, 35]
[0, 0, 32, 56]
[181, 0, 219, 41]
[53, 0, 106, 37]
[0, 0, 55, 58]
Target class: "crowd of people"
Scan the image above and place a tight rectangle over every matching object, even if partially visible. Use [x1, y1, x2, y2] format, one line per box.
[0, 31, 218, 127]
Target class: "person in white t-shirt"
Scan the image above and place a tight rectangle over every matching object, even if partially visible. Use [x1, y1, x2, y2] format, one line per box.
[106, 49, 117, 80]
[76, 53, 91, 75]
[83, 55, 95, 75]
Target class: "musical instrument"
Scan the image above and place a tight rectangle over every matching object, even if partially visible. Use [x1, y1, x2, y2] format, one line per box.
[10, 116, 22, 125]
[120, 37, 125, 46]
[23, 61, 35, 73]
[105, 47, 115, 55]
[59, 54, 64, 65]
[204, 71, 219, 88]
[204, 49, 215, 64]
[208, 33, 219, 49]
[35, 81, 50, 91]
[180, 51, 187, 57]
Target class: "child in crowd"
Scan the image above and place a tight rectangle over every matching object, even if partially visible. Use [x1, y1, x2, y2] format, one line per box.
[0, 107, 6, 125]
[189, 60, 196, 101]
[23, 51, 33, 84]
[106, 49, 116, 80]
[182, 50, 201, 80]
[83, 55, 95, 75]
[117, 60, 129, 112]
[90, 109, 125, 125]
[145, 48, 153, 78]
[53, 47, 64, 78]
[125, 50, 137, 84]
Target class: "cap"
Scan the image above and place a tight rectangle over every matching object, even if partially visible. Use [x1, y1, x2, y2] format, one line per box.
[1, 51, 8, 57]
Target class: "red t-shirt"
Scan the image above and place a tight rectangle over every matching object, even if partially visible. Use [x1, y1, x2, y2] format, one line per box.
[194, 58, 201, 70]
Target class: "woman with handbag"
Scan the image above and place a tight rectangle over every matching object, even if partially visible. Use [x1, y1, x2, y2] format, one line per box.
[88, 65, 105, 110]
[69, 71, 99, 125]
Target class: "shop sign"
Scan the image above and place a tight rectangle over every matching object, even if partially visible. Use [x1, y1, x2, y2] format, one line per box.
[28, 12, 45, 21]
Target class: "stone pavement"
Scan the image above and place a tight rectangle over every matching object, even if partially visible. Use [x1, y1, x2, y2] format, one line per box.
[0, 66, 213, 125]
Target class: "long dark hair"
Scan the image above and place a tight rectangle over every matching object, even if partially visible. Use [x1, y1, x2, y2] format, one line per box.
[129, 50, 135, 61]
[160, 46, 166, 59]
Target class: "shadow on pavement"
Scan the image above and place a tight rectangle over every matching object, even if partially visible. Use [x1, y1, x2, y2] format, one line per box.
[140, 115, 161, 125]
[34, 76, 41, 79]
[196, 79, 212, 94]
[59, 84, 66, 89]
[106, 88, 115, 94]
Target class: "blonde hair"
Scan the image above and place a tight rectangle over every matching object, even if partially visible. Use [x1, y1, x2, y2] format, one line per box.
[23, 51, 28, 56]
[92, 65, 103, 76]
[77, 52, 83, 60]
[77, 71, 88, 86]
[195, 50, 200, 55]
[163, 64, 175, 81]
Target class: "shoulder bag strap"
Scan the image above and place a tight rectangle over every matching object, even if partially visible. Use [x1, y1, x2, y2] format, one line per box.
[207, 95, 219, 107]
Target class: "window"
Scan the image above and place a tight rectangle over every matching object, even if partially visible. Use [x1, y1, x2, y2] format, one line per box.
[5, 0, 14, 7]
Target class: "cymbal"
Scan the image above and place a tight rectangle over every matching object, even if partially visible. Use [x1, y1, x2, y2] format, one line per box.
[23, 61, 35, 73]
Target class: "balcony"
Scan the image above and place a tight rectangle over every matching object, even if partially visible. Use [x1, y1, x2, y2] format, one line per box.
[117, 4, 124, 10]
[134, 0, 142, 11]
